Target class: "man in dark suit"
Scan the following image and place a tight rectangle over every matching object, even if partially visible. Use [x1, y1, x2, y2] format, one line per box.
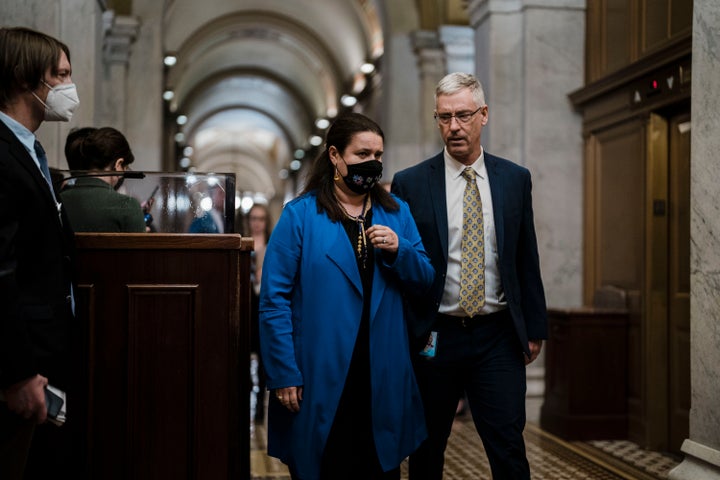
[392, 72, 547, 480]
[0, 27, 80, 479]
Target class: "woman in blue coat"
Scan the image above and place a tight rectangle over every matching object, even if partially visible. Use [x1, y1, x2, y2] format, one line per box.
[259, 113, 434, 479]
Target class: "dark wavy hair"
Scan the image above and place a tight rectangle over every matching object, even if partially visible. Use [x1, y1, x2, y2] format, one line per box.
[64, 127, 97, 171]
[67, 127, 135, 171]
[301, 112, 398, 221]
[0, 27, 71, 109]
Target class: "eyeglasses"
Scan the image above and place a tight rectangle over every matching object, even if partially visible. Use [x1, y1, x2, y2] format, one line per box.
[434, 106, 484, 125]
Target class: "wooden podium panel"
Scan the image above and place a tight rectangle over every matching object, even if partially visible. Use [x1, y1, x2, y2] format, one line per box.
[540, 308, 628, 440]
[74, 233, 253, 480]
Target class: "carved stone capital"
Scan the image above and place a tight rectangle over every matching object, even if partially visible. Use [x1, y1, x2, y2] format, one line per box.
[102, 10, 140, 65]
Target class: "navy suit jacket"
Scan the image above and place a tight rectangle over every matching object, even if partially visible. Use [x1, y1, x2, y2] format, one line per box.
[0, 119, 76, 391]
[391, 151, 547, 356]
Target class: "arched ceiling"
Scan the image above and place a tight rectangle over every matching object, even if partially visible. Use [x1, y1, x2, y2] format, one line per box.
[160, 0, 385, 204]
[103, 0, 468, 208]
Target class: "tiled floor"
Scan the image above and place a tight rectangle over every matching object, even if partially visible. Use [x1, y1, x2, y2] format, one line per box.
[579, 440, 682, 480]
[249, 386, 682, 480]
[250, 414, 683, 480]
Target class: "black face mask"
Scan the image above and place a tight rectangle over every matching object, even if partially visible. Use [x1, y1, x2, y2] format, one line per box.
[340, 158, 383, 194]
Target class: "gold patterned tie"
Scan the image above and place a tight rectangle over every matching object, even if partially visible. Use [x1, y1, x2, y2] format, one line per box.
[459, 167, 485, 316]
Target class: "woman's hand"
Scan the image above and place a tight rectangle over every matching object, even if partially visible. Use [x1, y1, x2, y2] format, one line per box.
[366, 224, 398, 253]
[274, 386, 303, 412]
[4, 374, 48, 423]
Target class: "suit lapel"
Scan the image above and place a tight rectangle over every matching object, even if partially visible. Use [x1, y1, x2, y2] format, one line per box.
[1, 121, 59, 210]
[428, 154, 449, 263]
[485, 153, 505, 260]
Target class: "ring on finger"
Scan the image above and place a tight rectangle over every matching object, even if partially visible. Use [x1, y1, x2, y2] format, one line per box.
[382, 237, 387, 244]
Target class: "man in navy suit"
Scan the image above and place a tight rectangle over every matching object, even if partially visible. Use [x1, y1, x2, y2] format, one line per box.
[392, 72, 547, 480]
[0, 27, 80, 479]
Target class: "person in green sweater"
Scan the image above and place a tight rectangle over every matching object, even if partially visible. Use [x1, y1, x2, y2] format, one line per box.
[60, 127, 146, 232]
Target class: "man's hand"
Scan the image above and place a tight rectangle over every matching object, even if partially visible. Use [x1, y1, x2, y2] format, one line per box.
[3, 374, 48, 423]
[525, 340, 543, 365]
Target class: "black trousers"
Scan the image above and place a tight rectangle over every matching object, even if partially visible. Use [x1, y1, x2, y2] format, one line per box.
[0, 404, 34, 480]
[0, 402, 84, 480]
[408, 310, 530, 480]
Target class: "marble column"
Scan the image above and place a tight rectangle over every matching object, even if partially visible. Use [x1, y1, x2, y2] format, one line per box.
[380, 0, 424, 175]
[98, 11, 139, 131]
[124, 0, 165, 172]
[411, 30, 446, 158]
[468, 0, 585, 309]
[468, 0, 523, 160]
[468, 0, 586, 410]
[669, 1, 720, 478]
[438, 25, 475, 76]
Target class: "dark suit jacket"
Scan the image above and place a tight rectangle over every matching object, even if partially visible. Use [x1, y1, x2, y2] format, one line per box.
[391, 151, 547, 357]
[0, 119, 76, 392]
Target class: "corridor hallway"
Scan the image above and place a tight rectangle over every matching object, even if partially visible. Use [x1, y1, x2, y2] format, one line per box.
[250, 409, 682, 480]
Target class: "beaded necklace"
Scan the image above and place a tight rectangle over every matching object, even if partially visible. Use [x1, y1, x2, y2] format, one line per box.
[337, 193, 371, 269]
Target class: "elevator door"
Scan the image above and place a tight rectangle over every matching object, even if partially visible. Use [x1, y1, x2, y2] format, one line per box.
[644, 110, 690, 452]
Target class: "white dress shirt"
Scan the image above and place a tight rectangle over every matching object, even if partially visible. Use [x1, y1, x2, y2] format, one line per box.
[439, 147, 506, 316]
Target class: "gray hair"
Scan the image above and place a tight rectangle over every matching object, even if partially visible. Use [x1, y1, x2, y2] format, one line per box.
[435, 72, 486, 108]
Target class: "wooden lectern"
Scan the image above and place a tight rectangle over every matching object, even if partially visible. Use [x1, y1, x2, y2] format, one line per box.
[540, 307, 628, 440]
[74, 233, 253, 480]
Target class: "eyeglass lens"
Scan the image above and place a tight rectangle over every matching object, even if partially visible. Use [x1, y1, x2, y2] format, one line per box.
[435, 106, 483, 124]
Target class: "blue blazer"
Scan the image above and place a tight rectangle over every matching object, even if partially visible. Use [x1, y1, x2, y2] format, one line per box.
[391, 151, 547, 356]
[259, 192, 434, 479]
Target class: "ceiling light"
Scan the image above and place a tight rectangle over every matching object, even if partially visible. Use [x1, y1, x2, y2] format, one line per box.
[309, 135, 323, 147]
[163, 90, 174, 101]
[241, 196, 254, 211]
[290, 160, 302, 171]
[163, 55, 177, 67]
[176, 115, 188, 125]
[315, 118, 330, 130]
[200, 197, 213, 212]
[360, 63, 375, 74]
[340, 95, 357, 107]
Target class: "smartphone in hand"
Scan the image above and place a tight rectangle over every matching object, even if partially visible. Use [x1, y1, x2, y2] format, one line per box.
[45, 385, 66, 426]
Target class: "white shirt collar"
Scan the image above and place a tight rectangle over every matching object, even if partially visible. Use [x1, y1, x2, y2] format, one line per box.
[0, 110, 37, 157]
[443, 146, 486, 180]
